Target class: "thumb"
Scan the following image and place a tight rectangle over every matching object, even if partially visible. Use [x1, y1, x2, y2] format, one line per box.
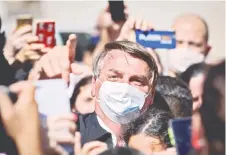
[74, 131, 82, 155]
[66, 34, 77, 63]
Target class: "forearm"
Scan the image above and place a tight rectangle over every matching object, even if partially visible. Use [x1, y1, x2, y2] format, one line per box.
[15, 126, 43, 155]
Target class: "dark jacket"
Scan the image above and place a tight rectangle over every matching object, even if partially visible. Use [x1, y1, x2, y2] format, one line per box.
[78, 112, 113, 148]
[0, 51, 15, 86]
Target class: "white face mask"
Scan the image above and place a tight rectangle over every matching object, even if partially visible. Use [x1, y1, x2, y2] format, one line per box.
[169, 48, 205, 73]
[97, 80, 149, 124]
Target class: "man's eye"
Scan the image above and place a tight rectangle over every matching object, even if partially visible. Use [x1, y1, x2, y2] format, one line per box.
[108, 76, 119, 81]
[176, 40, 183, 45]
[133, 80, 144, 86]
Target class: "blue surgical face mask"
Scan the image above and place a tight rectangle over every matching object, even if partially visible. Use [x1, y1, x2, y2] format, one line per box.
[97, 79, 149, 124]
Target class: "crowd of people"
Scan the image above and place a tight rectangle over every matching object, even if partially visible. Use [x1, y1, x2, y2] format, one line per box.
[0, 3, 224, 155]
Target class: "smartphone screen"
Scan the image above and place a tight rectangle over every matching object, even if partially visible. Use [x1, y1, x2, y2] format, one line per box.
[35, 20, 56, 48]
[169, 117, 192, 155]
[109, 1, 126, 22]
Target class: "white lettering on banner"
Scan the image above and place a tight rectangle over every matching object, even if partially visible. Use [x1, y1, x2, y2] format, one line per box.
[139, 34, 162, 41]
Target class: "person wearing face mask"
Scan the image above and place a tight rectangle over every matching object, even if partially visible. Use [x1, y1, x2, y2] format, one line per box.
[167, 14, 211, 77]
[76, 40, 158, 148]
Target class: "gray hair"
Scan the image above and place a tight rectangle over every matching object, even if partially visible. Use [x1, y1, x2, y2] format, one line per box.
[92, 40, 158, 88]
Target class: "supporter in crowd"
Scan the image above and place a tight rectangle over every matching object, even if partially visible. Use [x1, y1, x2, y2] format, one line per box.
[167, 14, 211, 77]
[0, 81, 43, 155]
[123, 108, 173, 154]
[156, 76, 193, 117]
[100, 147, 145, 155]
[70, 75, 95, 114]
[0, 18, 47, 83]
[173, 14, 211, 56]
[199, 61, 225, 155]
[180, 63, 209, 112]
[92, 4, 128, 58]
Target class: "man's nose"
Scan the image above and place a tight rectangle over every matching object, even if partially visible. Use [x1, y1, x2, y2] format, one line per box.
[121, 76, 131, 85]
[180, 42, 190, 49]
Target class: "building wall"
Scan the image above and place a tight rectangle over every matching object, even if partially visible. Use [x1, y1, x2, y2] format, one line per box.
[0, 1, 224, 61]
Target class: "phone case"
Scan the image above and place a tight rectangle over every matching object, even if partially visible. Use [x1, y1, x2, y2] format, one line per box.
[35, 20, 56, 48]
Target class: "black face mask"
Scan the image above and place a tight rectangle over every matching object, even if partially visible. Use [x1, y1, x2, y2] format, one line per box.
[0, 31, 5, 52]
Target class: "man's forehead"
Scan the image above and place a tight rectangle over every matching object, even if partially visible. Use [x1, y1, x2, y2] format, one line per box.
[103, 49, 128, 60]
[100, 49, 149, 73]
[173, 15, 207, 41]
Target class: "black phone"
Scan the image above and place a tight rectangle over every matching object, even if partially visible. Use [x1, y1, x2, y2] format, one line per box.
[108, 1, 126, 22]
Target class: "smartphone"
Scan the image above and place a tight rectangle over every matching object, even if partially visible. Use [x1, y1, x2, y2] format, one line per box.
[136, 30, 176, 49]
[35, 79, 73, 153]
[168, 117, 192, 155]
[108, 1, 126, 22]
[35, 20, 56, 48]
[16, 14, 33, 30]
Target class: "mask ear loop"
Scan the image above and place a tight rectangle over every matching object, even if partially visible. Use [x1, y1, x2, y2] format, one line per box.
[95, 79, 103, 103]
[144, 91, 150, 98]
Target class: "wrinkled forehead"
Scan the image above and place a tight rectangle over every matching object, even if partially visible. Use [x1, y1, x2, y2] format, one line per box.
[98, 49, 150, 77]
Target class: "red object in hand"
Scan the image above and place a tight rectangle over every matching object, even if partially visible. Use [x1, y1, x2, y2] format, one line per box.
[36, 20, 56, 48]
[191, 129, 205, 151]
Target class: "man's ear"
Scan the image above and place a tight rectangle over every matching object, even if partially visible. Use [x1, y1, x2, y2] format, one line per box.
[205, 44, 212, 57]
[91, 77, 96, 97]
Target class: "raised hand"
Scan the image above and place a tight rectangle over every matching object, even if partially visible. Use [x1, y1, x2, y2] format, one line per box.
[117, 17, 154, 42]
[0, 81, 43, 155]
[28, 34, 77, 82]
[41, 113, 78, 155]
[3, 25, 39, 64]
[74, 132, 108, 155]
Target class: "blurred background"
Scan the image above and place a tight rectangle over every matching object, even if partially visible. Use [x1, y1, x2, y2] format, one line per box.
[0, 1, 224, 62]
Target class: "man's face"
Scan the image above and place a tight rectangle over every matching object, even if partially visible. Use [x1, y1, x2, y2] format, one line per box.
[174, 18, 210, 56]
[91, 50, 153, 117]
[73, 83, 95, 114]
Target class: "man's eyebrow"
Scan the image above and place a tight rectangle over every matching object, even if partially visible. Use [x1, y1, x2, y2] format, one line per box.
[130, 75, 148, 81]
[108, 69, 124, 74]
